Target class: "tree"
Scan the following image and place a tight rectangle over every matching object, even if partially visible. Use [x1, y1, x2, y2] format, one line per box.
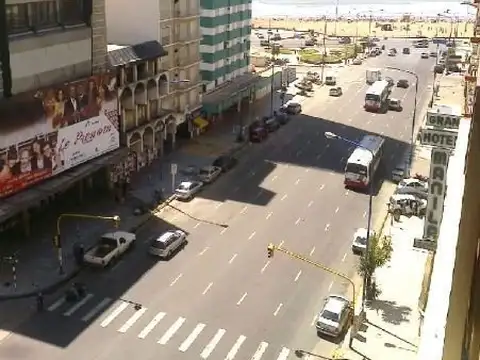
[357, 233, 393, 300]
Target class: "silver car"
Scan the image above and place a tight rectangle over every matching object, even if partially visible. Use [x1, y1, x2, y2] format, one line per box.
[175, 181, 203, 201]
[149, 230, 187, 259]
[198, 166, 221, 184]
[396, 178, 428, 198]
[316, 295, 352, 338]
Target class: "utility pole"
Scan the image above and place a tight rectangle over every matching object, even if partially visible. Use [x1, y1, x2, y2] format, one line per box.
[335, 0, 340, 36]
[320, 18, 328, 84]
[270, 43, 280, 117]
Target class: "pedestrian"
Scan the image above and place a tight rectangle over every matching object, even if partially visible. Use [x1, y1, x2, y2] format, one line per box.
[36, 292, 44, 312]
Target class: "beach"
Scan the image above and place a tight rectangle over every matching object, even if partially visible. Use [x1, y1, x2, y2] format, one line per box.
[252, 18, 474, 38]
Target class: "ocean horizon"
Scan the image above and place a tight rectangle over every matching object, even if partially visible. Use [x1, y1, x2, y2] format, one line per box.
[252, 0, 476, 18]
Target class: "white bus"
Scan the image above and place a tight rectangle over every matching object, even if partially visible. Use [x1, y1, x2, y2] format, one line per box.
[344, 135, 385, 190]
[364, 80, 390, 112]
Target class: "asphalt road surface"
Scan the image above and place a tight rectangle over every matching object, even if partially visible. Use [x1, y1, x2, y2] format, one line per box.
[0, 40, 436, 360]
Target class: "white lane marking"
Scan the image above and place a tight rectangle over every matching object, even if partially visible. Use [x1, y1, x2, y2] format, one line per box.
[294, 270, 302, 282]
[279, 240, 284, 247]
[170, 273, 183, 287]
[342, 253, 347, 262]
[266, 212, 273, 220]
[256, 189, 263, 199]
[240, 206, 248, 214]
[272, 175, 277, 182]
[201, 328, 226, 359]
[215, 203, 223, 209]
[295, 179, 300, 185]
[261, 261, 270, 273]
[48, 297, 66, 312]
[319, 184, 325, 191]
[229, 254, 238, 264]
[158, 317, 186, 345]
[220, 227, 228, 235]
[179, 323, 206, 352]
[63, 293, 94, 316]
[225, 335, 247, 360]
[308, 201, 313, 207]
[316, 153, 322, 160]
[305, 168, 310, 173]
[233, 186, 240, 193]
[296, 150, 302, 157]
[307, 139, 311, 145]
[363, 211, 367, 218]
[277, 347, 291, 360]
[309, 247, 315, 256]
[138, 312, 166, 339]
[82, 298, 112, 322]
[340, 157, 345, 163]
[248, 232, 256, 240]
[328, 281, 333, 291]
[251, 342, 269, 360]
[273, 303, 283, 316]
[203, 282, 213, 295]
[101, 301, 129, 327]
[325, 224, 330, 232]
[295, 218, 301, 225]
[345, 190, 349, 196]
[335, 207, 339, 213]
[237, 292, 248, 305]
[390, 154, 395, 161]
[348, 118, 352, 123]
[118, 307, 147, 333]
[194, 222, 201, 229]
[250, 170, 256, 177]
[199, 247, 209, 256]
[281, 194, 288, 201]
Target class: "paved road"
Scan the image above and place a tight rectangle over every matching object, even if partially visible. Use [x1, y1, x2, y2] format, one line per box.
[0, 41, 437, 360]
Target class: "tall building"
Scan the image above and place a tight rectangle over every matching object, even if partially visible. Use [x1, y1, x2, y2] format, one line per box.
[199, 0, 252, 93]
[0, 0, 122, 236]
[105, 0, 203, 136]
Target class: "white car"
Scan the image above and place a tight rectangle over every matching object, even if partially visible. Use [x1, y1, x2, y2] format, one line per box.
[352, 228, 376, 254]
[175, 181, 203, 201]
[198, 166, 222, 183]
[315, 295, 352, 338]
[352, 58, 362, 65]
[396, 178, 428, 197]
[149, 230, 187, 259]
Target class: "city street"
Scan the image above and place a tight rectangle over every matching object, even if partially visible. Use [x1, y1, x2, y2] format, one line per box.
[0, 40, 437, 360]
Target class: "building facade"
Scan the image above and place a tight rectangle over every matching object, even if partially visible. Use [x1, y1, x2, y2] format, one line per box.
[200, 0, 252, 93]
[105, 0, 203, 139]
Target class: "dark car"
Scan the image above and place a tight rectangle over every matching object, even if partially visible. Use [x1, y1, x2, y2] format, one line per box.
[249, 121, 268, 142]
[212, 154, 238, 172]
[262, 116, 280, 132]
[434, 64, 445, 74]
[275, 112, 289, 125]
[402, 47, 410, 54]
[397, 79, 409, 88]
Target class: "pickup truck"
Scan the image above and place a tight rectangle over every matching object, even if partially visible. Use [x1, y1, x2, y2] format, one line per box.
[83, 231, 136, 267]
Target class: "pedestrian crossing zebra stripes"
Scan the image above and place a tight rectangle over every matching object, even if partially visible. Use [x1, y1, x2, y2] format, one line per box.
[45, 294, 295, 359]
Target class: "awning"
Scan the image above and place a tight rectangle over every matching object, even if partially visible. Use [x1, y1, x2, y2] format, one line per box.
[193, 117, 209, 129]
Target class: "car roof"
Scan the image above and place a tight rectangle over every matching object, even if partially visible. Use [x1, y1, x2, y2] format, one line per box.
[155, 231, 176, 243]
[324, 295, 349, 313]
[180, 181, 195, 186]
[392, 193, 416, 200]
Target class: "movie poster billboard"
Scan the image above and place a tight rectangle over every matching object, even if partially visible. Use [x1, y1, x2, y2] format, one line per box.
[0, 74, 119, 198]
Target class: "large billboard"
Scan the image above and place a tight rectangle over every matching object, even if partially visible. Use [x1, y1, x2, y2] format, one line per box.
[0, 74, 119, 198]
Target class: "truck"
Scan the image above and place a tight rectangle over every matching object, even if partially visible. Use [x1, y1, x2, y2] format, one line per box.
[83, 231, 136, 267]
[366, 68, 382, 85]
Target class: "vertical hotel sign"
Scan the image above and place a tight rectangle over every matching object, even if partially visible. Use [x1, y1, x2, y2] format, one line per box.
[0, 74, 119, 198]
[415, 106, 460, 251]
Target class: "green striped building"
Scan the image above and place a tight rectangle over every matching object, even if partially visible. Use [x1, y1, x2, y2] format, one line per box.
[200, 0, 252, 93]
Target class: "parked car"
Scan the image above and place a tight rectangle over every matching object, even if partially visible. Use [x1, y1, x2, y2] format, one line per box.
[388, 50, 396, 56]
[249, 122, 268, 142]
[388, 194, 427, 219]
[282, 101, 302, 115]
[388, 98, 403, 111]
[352, 228, 377, 255]
[402, 47, 410, 54]
[260, 40, 270, 47]
[396, 178, 428, 197]
[315, 295, 352, 338]
[262, 116, 280, 132]
[429, 51, 437, 58]
[197, 166, 222, 183]
[175, 180, 203, 201]
[325, 76, 337, 86]
[397, 79, 409, 88]
[83, 231, 136, 267]
[421, 52, 429, 59]
[148, 230, 187, 259]
[352, 58, 362, 65]
[329, 87, 343, 97]
[274, 112, 289, 125]
[212, 154, 238, 172]
[434, 64, 445, 74]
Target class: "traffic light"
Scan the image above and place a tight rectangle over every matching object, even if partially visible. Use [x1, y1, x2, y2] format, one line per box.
[267, 244, 274, 258]
[53, 235, 60, 248]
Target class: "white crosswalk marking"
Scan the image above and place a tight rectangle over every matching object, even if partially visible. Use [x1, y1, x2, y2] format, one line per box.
[100, 301, 129, 328]
[225, 335, 246, 360]
[82, 298, 112, 322]
[47, 297, 66, 312]
[63, 294, 94, 317]
[178, 323, 206, 352]
[201, 328, 226, 359]
[250, 342, 269, 360]
[138, 312, 166, 339]
[276, 347, 290, 360]
[118, 307, 147, 333]
[158, 317, 186, 345]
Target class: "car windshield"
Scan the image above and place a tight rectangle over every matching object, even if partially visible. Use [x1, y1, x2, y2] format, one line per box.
[390, 100, 399, 105]
[355, 236, 367, 245]
[346, 163, 368, 176]
[321, 309, 340, 322]
[365, 94, 380, 102]
[151, 238, 169, 249]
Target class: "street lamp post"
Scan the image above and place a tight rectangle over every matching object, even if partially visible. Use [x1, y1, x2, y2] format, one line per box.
[385, 66, 419, 175]
[270, 42, 281, 117]
[324, 131, 373, 309]
[55, 214, 121, 274]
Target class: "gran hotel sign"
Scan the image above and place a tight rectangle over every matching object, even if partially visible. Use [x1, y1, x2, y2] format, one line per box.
[415, 107, 460, 251]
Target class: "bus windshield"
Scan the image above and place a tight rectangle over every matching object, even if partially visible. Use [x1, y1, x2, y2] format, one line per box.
[345, 163, 367, 176]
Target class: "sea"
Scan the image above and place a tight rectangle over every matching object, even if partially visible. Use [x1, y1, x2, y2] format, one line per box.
[252, 0, 476, 18]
